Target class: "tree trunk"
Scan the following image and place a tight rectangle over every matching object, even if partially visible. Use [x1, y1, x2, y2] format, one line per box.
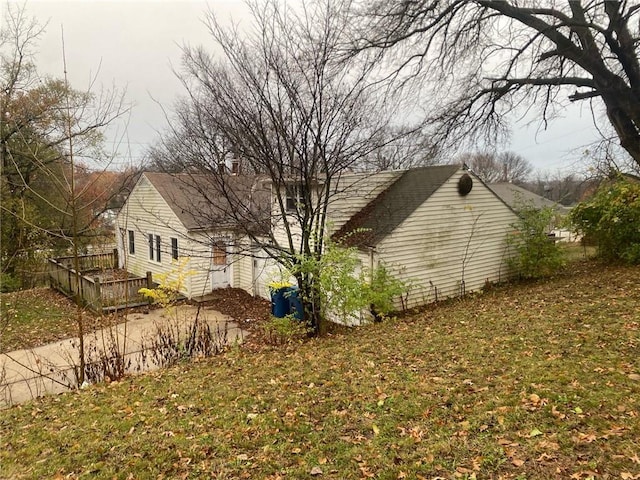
[297, 273, 323, 335]
[602, 94, 640, 165]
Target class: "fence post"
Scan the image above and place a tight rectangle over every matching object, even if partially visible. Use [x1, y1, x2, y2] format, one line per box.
[113, 248, 119, 269]
[94, 277, 102, 312]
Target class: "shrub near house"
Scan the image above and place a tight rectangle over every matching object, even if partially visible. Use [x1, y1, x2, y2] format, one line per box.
[570, 178, 640, 263]
[507, 203, 566, 279]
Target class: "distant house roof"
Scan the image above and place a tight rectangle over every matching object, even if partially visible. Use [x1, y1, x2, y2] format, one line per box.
[142, 172, 271, 234]
[333, 165, 459, 248]
[488, 183, 569, 213]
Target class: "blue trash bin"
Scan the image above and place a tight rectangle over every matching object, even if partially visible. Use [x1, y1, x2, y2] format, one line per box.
[270, 286, 291, 318]
[287, 287, 304, 320]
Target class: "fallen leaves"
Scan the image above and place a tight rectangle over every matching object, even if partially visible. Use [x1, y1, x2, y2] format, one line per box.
[522, 392, 548, 411]
[1, 288, 104, 353]
[3, 261, 640, 479]
[573, 432, 597, 444]
[621, 473, 640, 480]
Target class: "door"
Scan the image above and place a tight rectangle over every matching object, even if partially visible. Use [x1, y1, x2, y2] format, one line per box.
[210, 242, 230, 289]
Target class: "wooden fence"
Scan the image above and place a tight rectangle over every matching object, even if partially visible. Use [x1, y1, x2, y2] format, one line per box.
[48, 252, 154, 312]
[54, 249, 119, 272]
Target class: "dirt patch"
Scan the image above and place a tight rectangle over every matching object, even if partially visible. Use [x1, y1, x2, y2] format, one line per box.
[191, 288, 272, 348]
[82, 268, 143, 282]
[191, 288, 353, 347]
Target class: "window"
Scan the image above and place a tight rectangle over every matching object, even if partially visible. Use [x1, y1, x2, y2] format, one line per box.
[212, 243, 226, 266]
[148, 234, 154, 260]
[171, 237, 178, 260]
[285, 184, 306, 211]
[149, 234, 161, 262]
[128, 230, 135, 255]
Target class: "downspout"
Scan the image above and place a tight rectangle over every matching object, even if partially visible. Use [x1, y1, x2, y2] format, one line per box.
[368, 246, 375, 282]
[368, 246, 380, 323]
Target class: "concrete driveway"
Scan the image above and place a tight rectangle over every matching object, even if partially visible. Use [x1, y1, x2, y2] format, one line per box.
[0, 305, 246, 408]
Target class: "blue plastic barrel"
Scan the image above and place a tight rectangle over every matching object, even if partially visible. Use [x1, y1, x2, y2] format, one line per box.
[270, 287, 290, 318]
[287, 287, 304, 320]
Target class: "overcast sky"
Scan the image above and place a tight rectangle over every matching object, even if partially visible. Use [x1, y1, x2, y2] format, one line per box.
[14, 0, 604, 175]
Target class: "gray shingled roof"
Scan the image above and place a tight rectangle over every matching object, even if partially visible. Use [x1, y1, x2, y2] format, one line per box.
[143, 172, 271, 234]
[333, 165, 459, 248]
[488, 183, 569, 213]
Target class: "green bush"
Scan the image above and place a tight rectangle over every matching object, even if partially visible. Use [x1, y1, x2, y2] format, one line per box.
[366, 263, 406, 320]
[507, 203, 566, 279]
[0, 273, 21, 293]
[290, 238, 408, 326]
[261, 315, 313, 345]
[570, 178, 640, 264]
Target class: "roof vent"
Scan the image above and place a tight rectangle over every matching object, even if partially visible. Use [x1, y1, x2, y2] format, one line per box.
[458, 174, 473, 196]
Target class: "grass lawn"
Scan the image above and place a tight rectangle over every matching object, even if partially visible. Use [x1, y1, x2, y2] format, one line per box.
[1, 260, 639, 479]
[0, 288, 103, 353]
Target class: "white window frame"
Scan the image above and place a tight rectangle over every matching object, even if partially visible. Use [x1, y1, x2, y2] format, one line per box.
[148, 233, 161, 263]
[128, 230, 135, 255]
[171, 237, 179, 261]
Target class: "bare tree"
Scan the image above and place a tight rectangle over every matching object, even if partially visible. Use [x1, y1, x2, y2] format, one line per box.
[499, 151, 534, 183]
[146, 97, 232, 174]
[355, 126, 441, 171]
[456, 150, 532, 183]
[351, 1, 640, 170]
[153, 0, 412, 330]
[523, 171, 597, 206]
[1, 4, 131, 286]
[1, 5, 132, 383]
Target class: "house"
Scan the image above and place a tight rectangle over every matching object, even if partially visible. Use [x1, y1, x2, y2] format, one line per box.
[118, 166, 520, 313]
[331, 166, 519, 309]
[488, 182, 576, 242]
[115, 172, 270, 299]
[488, 182, 570, 213]
[272, 165, 520, 310]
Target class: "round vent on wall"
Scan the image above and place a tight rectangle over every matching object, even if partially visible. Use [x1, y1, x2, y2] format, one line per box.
[458, 174, 473, 196]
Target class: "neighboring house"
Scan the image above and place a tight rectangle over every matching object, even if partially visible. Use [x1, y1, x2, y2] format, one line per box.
[488, 182, 576, 242]
[488, 182, 570, 213]
[115, 172, 270, 299]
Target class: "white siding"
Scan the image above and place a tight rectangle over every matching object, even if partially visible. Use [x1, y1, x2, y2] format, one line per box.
[270, 170, 402, 249]
[325, 171, 401, 234]
[235, 239, 255, 293]
[250, 247, 288, 299]
[186, 231, 216, 298]
[116, 175, 218, 299]
[374, 170, 517, 309]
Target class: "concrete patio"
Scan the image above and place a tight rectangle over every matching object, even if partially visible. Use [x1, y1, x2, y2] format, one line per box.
[0, 305, 246, 408]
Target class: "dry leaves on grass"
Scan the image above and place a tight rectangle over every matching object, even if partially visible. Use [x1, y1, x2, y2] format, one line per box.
[1, 288, 104, 353]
